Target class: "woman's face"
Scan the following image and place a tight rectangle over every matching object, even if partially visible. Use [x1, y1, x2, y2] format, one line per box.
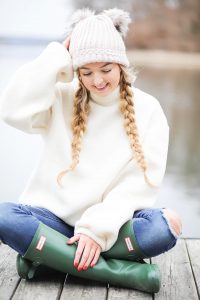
[78, 62, 121, 96]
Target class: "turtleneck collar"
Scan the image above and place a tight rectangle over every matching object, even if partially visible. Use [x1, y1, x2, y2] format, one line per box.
[89, 85, 120, 106]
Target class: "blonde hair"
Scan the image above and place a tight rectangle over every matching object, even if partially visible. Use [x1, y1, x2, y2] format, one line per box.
[56, 65, 154, 188]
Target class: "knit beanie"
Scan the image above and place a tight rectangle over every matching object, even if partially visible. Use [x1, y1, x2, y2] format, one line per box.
[65, 8, 131, 70]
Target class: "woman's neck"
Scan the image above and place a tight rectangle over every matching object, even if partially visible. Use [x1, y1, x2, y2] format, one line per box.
[89, 85, 120, 106]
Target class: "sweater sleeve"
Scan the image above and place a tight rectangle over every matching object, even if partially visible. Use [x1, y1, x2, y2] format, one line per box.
[0, 42, 73, 134]
[74, 102, 169, 252]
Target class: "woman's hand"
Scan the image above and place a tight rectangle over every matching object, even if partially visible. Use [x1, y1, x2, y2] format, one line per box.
[62, 36, 71, 50]
[67, 233, 102, 271]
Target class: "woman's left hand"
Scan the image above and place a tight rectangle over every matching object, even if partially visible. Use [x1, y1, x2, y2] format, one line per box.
[67, 233, 102, 271]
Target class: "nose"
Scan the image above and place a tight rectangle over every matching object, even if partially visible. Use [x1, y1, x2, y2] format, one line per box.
[93, 74, 104, 87]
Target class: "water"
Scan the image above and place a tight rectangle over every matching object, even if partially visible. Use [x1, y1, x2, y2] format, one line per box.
[0, 44, 199, 238]
[134, 67, 200, 238]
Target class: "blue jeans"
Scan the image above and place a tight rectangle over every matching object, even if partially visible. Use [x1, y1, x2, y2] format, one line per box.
[0, 202, 178, 257]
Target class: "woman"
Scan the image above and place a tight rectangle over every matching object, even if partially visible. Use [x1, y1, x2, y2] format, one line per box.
[0, 8, 182, 293]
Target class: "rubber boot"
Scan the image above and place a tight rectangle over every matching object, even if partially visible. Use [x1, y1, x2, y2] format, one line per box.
[102, 219, 147, 261]
[16, 222, 161, 293]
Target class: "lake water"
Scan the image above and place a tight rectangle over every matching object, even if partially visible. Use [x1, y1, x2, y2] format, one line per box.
[0, 44, 199, 238]
[134, 67, 200, 238]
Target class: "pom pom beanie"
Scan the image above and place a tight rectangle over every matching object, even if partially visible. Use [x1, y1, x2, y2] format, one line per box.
[65, 8, 131, 70]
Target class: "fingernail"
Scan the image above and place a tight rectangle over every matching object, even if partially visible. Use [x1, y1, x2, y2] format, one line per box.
[91, 264, 94, 268]
[78, 267, 82, 271]
[83, 266, 87, 270]
[74, 262, 78, 267]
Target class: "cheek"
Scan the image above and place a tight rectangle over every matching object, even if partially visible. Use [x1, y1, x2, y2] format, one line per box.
[80, 77, 91, 88]
[109, 72, 120, 85]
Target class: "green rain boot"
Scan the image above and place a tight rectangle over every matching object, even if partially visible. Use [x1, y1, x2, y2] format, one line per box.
[102, 219, 147, 261]
[16, 222, 161, 293]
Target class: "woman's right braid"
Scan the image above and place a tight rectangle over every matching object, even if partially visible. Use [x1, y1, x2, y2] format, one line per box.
[56, 80, 91, 187]
[70, 82, 90, 169]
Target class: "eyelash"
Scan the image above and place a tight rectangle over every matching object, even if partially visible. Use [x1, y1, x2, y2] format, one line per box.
[83, 70, 111, 76]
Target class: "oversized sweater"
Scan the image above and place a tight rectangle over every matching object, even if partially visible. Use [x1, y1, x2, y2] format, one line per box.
[0, 42, 169, 252]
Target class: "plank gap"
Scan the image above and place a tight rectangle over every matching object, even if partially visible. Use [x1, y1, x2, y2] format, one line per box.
[9, 278, 21, 300]
[56, 274, 68, 300]
[185, 239, 200, 300]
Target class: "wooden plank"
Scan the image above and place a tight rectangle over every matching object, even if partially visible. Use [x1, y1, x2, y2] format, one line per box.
[152, 239, 199, 300]
[0, 244, 20, 300]
[60, 274, 107, 300]
[186, 239, 200, 298]
[108, 259, 153, 300]
[12, 267, 66, 300]
[108, 285, 152, 300]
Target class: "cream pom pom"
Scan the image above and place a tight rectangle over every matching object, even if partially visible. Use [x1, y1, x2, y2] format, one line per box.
[65, 8, 95, 36]
[102, 8, 131, 38]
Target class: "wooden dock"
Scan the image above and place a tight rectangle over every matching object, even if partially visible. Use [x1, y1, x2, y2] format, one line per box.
[0, 239, 199, 300]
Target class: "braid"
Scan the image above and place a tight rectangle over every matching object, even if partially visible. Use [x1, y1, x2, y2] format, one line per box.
[119, 66, 155, 187]
[56, 80, 91, 188]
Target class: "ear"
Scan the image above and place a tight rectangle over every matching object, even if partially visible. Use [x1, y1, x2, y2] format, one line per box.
[65, 8, 95, 36]
[102, 8, 131, 38]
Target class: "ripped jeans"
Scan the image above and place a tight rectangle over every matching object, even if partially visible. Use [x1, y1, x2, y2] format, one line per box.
[0, 202, 180, 257]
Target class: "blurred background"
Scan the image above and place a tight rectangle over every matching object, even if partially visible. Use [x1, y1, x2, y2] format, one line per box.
[0, 0, 200, 238]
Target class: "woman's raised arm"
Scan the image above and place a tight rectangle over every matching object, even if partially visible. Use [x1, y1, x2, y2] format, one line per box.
[0, 42, 73, 134]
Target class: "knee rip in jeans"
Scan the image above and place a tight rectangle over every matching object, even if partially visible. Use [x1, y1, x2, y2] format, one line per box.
[162, 208, 182, 239]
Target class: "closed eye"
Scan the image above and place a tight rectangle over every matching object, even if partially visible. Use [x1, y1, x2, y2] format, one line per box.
[102, 70, 111, 73]
[82, 69, 111, 76]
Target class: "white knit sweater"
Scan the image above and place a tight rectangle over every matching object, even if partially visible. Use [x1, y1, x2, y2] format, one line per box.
[0, 42, 169, 252]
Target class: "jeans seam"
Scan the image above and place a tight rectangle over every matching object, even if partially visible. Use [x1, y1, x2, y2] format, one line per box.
[23, 205, 63, 223]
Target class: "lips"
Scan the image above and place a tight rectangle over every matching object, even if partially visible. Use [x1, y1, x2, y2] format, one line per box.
[95, 83, 108, 91]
